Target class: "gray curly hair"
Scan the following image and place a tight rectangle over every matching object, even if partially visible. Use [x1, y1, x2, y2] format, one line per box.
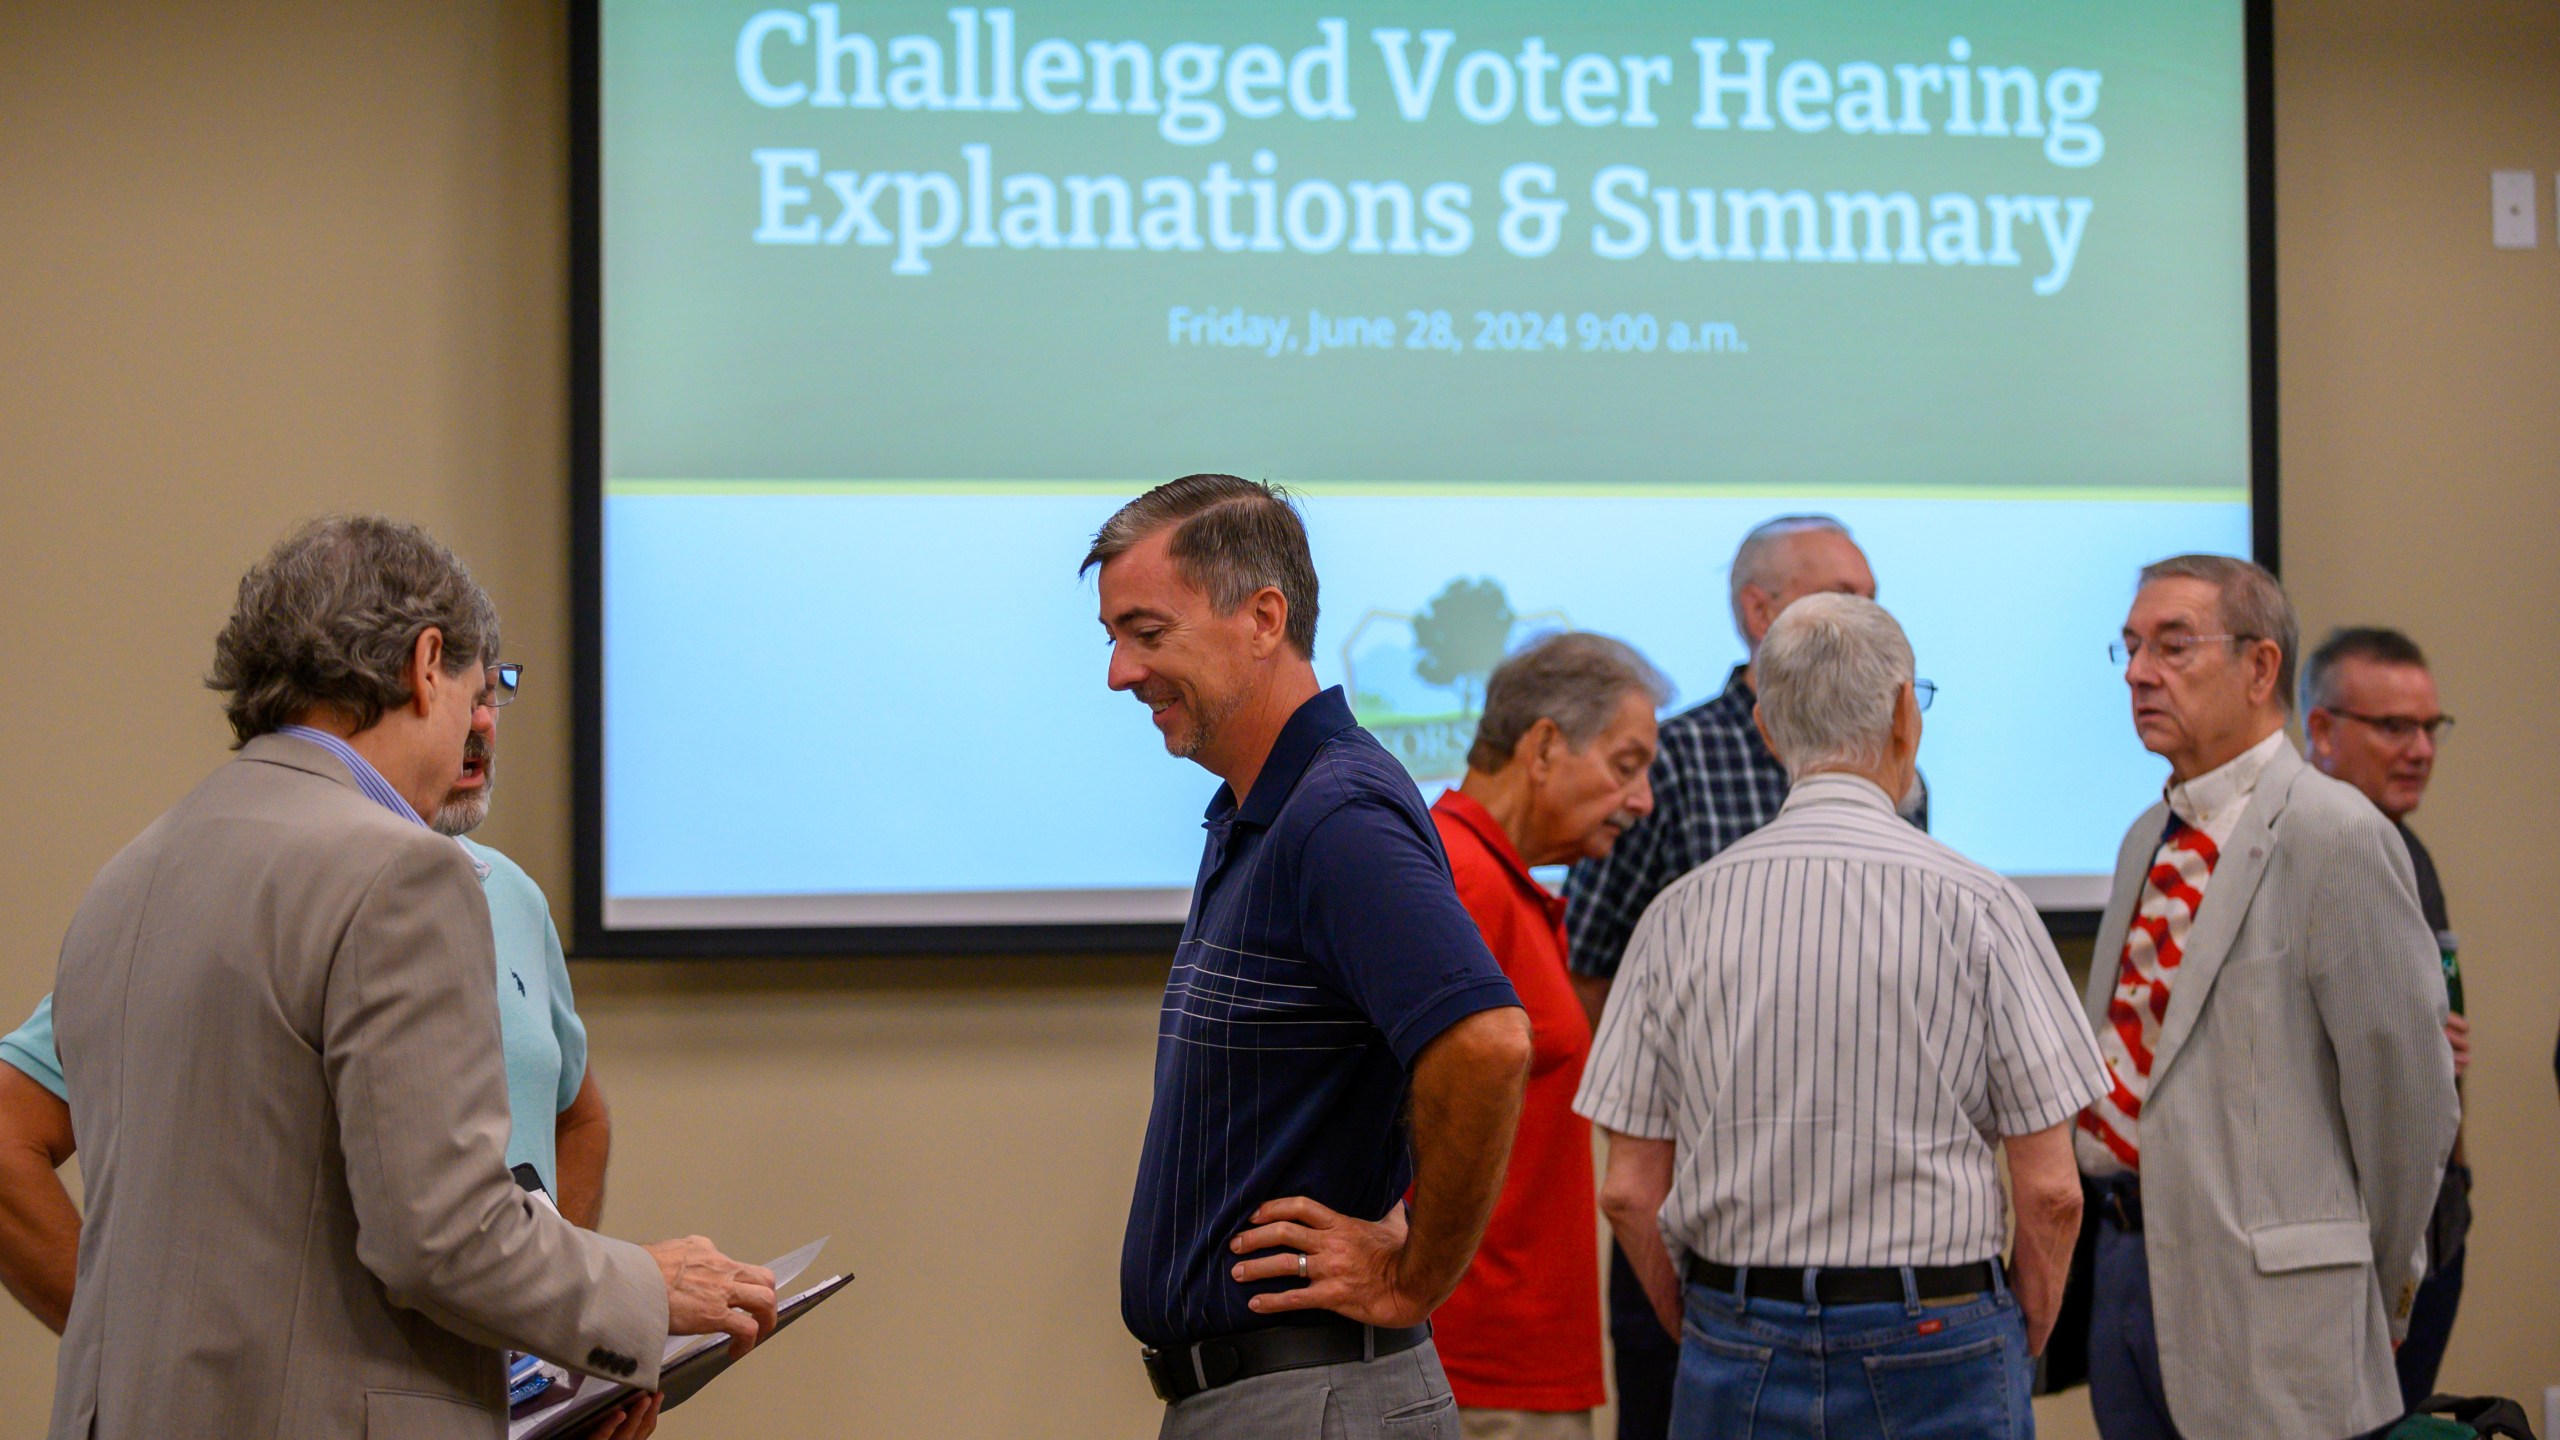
[206, 516, 499, 747]
[1466, 632, 1672, 773]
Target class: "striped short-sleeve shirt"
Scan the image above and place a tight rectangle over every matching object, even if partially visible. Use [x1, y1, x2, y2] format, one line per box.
[1574, 773, 2106, 1267]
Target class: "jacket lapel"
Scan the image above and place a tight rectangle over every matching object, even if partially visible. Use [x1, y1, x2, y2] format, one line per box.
[2150, 744, 2303, 1086]
[2084, 801, 2168, 1022]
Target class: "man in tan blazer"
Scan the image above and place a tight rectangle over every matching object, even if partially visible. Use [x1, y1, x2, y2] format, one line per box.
[2075, 555, 2458, 1440]
[47, 517, 778, 1440]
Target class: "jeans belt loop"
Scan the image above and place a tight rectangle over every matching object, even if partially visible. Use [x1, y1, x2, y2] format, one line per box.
[1800, 1266, 1820, 1315]
[1899, 1265, 1922, 1316]
[1730, 1262, 1749, 1308]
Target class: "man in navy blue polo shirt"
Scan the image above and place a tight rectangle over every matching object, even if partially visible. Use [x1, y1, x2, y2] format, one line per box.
[1084, 475, 1533, 1440]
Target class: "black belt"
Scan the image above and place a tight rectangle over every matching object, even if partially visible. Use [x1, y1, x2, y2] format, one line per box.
[2096, 1172, 2144, 1234]
[1142, 1320, 1430, 1403]
[1686, 1257, 2003, 1306]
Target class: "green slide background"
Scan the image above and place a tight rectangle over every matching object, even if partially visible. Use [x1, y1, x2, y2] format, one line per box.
[602, 1, 2249, 495]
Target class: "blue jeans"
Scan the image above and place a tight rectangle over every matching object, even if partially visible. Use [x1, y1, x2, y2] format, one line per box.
[1667, 1267, 2033, 1440]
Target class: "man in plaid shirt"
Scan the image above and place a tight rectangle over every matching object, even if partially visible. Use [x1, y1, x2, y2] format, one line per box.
[1563, 514, 1926, 1440]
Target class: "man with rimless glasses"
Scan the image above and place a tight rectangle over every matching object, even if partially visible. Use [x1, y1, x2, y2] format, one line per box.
[2073, 557, 2457, 1440]
[2301, 626, 2470, 1410]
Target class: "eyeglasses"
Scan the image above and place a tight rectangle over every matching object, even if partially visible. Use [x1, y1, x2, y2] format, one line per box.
[479, 663, 523, 709]
[2108, 633, 2254, 668]
[2327, 708, 2453, 743]
[1914, 679, 1937, 712]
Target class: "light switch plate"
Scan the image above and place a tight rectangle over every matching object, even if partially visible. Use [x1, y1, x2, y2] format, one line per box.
[2492, 170, 2537, 248]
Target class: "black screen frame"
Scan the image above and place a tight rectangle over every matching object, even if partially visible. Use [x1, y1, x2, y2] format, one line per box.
[568, 0, 2280, 957]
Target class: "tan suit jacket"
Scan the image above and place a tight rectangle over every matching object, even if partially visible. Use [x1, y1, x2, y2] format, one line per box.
[2080, 743, 2458, 1440]
[47, 734, 666, 1440]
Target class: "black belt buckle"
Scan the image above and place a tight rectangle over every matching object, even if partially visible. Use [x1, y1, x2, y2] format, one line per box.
[1141, 1339, 1237, 1402]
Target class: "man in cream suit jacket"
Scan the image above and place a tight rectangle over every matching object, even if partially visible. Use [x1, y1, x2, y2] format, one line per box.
[47, 518, 777, 1440]
[2075, 556, 2458, 1440]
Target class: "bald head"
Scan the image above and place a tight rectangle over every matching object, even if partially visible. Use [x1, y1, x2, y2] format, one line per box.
[1730, 517, 1877, 657]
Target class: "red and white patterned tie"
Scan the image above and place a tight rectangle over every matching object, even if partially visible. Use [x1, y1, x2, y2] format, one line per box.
[2078, 817, 2220, 1169]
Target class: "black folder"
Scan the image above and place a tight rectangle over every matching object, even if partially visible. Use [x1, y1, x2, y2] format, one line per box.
[510, 1272, 854, 1439]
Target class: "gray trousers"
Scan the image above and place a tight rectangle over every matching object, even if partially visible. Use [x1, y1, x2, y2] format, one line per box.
[1158, 1338, 1459, 1440]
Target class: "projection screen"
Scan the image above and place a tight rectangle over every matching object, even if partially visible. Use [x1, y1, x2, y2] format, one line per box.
[573, 0, 2276, 955]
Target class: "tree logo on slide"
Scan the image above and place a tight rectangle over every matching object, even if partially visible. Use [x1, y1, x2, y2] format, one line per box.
[1347, 578, 1567, 783]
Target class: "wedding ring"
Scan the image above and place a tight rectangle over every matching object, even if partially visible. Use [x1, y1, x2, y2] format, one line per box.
[1296, 1253, 1309, 1280]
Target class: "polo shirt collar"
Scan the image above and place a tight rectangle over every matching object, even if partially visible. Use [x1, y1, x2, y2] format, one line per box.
[1434, 787, 1533, 885]
[1779, 771, 1896, 815]
[1433, 787, 1565, 922]
[1207, 686, 1359, 828]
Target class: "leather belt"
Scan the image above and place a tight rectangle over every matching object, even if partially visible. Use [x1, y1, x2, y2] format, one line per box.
[1142, 1320, 1430, 1403]
[1686, 1257, 2003, 1305]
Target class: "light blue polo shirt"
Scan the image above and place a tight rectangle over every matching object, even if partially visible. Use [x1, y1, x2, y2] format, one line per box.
[1, 848, 588, 1200]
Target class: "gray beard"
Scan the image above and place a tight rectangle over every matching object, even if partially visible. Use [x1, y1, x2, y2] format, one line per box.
[432, 787, 490, 837]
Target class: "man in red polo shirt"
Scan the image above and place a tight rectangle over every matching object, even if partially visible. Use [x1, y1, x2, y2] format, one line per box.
[1430, 632, 1671, 1440]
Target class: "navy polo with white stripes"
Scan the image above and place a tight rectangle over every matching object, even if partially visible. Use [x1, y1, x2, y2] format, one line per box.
[1120, 686, 1521, 1351]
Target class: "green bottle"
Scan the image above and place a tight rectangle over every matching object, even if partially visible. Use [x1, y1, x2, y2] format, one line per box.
[2436, 929, 2463, 1015]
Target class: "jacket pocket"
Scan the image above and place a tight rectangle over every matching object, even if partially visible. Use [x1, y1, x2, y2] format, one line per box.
[2248, 1218, 2371, 1273]
[365, 1388, 498, 1439]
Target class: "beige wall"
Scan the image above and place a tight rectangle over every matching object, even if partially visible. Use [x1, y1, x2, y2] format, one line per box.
[1, 3, 2554, 1436]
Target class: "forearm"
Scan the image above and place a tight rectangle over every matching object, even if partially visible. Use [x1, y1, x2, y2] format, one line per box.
[554, 1073, 611, 1229]
[1598, 1133, 1680, 1337]
[2002, 1124, 2082, 1356]
[1397, 1006, 1531, 1310]
[0, 1143, 77, 1334]
[1569, 974, 1611, 1035]
[0, 1072, 80, 1335]
[2007, 1194, 2079, 1341]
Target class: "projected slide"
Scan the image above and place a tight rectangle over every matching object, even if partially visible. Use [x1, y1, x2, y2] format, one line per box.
[594, 1, 2254, 935]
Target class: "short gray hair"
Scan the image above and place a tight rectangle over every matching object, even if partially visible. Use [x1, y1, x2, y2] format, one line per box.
[1466, 632, 1673, 773]
[1080, 474, 1320, 658]
[206, 515, 499, 748]
[1729, 514, 1852, 636]
[2138, 554, 2299, 712]
[1755, 593, 1914, 779]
